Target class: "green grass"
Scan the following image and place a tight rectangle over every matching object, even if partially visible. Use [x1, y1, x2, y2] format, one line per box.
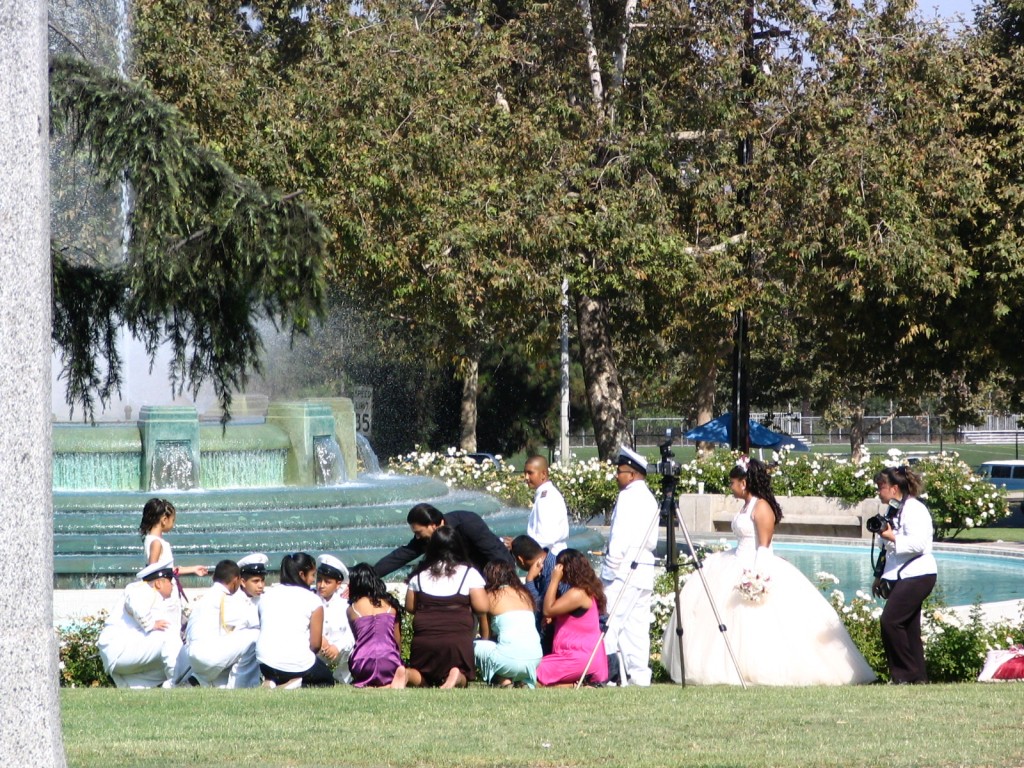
[948, 526, 1024, 543]
[62, 684, 1024, 768]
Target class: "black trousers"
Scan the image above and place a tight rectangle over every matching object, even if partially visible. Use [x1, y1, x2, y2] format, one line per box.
[259, 658, 335, 687]
[880, 573, 936, 683]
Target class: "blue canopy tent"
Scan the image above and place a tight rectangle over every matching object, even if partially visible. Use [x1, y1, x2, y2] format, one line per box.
[684, 414, 809, 451]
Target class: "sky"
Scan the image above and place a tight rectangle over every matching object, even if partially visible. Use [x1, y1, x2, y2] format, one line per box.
[920, 0, 978, 24]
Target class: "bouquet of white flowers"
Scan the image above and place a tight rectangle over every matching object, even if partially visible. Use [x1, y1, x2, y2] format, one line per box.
[737, 569, 770, 603]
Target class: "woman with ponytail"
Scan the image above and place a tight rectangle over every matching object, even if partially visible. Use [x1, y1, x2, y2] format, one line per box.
[255, 553, 334, 688]
[873, 465, 937, 683]
[662, 456, 875, 686]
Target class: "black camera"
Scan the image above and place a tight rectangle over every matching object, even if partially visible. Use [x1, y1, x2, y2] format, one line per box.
[654, 429, 682, 478]
[866, 500, 901, 534]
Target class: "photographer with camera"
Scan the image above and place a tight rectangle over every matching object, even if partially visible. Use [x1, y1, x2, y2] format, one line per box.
[872, 466, 937, 684]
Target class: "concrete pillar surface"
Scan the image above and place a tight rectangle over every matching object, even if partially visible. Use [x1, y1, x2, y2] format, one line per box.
[0, 0, 66, 763]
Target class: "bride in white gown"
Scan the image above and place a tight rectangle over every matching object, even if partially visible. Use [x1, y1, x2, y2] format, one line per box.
[662, 457, 876, 686]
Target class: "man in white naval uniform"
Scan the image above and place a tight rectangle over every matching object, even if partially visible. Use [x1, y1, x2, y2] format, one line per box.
[316, 554, 355, 684]
[98, 561, 182, 688]
[523, 456, 569, 555]
[600, 446, 659, 687]
[184, 560, 260, 688]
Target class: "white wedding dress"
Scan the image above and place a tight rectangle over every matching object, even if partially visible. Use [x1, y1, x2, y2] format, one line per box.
[662, 497, 876, 686]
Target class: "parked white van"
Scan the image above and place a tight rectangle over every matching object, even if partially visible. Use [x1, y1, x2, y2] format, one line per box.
[977, 460, 1024, 492]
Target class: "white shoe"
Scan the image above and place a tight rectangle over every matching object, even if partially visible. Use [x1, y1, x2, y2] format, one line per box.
[281, 678, 303, 689]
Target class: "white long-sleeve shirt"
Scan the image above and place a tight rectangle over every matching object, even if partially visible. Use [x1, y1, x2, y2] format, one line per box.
[601, 479, 660, 590]
[528, 480, 569, 555]
[882, 496, 937, 580]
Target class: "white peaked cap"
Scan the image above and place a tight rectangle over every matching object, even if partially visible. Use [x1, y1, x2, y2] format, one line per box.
[316, 553, 349, 581]
[237, 553, 269, 575]
[616, 445, 649, 476]
[137, 559, 174, 581]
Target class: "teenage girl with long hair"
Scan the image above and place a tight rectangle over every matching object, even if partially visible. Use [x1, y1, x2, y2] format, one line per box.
[404, 526, 489, 688]
[535, 548, 608, 687]
[255, 552, 334, 688]
[346, 563, 407, 688]
[474, 560, 543, 687]
[663, 456, 876, 686]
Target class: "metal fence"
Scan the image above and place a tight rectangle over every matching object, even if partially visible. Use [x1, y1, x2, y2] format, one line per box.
[565, 412, 1024, 449]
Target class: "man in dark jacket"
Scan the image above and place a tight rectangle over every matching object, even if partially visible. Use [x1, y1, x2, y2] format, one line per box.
[373, 503, 515, 578]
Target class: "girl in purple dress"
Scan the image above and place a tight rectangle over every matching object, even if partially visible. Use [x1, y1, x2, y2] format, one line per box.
[346, 563, 407, 688]
[536, 548, 609, 687]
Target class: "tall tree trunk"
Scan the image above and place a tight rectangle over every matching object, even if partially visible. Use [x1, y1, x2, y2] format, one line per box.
[575, 293, 628, 461]
[693, 335, 732, 452]
[849, 405, 867, 458]
[459, 355, 479, 453]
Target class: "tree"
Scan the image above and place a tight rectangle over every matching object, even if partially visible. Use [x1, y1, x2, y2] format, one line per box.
[48, 54, 328, 419]
[750, 0, 987, 453]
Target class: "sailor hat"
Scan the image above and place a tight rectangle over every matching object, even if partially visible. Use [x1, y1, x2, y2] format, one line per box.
[316, 553, 349, 581]
[237, 553, 269, 577]
[138, 560, 175, 582]
[616, 445, 649, 476]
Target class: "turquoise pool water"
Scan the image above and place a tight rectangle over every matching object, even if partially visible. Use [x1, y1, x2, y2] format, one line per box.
[770, 542, 1024, 607]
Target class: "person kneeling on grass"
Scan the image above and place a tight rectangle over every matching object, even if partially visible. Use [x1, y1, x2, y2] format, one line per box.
[179, 559, 260, 688]
[474, 560, 543, 688]
[536, 549, 609, 687]
[346, 563, 407, 688]
[256, 553, 334, 688]
[404, 527, 489, 688]
[98, 561, 182, 689]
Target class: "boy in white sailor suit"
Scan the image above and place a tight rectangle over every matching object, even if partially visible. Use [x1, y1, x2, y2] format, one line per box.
[316, 554, 355, 684]
[98, 561, 182, 688]
[185, 559, 261, 688]
[228, 552, 267, 633]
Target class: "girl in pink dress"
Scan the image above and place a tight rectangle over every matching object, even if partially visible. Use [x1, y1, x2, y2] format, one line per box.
[346, 563, 407, 688]
[536, 549, 609, 686]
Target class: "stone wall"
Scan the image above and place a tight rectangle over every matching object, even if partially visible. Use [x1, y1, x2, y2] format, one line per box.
[676, 493, 883, 540]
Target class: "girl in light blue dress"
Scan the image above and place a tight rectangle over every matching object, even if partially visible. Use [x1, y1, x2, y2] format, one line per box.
[474, 560, 543, 687]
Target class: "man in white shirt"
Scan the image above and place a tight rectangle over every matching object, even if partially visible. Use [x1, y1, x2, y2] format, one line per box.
[184, 560, 260, 688]
[523, 456, 569, 555]
[98, 561, 182, 688]
[601, 446, 659, 687]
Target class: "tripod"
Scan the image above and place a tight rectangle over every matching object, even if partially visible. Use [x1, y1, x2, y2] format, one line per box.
[660, 435, 746, 689]
[576, 435, 745, 689]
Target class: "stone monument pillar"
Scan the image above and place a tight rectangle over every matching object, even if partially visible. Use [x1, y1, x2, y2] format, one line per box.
[0, 1, 67, 764]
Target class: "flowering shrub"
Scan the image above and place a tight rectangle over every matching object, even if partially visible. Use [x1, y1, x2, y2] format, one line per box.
[57, 611, 113, 688]
[815, 573, 1024, 682]
[389, 447, 1010, 539]
[389, 447, 618, 522]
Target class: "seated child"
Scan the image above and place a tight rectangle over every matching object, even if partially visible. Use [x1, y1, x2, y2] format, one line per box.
[98, 561, 182, 688]
[184, 559, 260, 688]
[346, 563, 406, 688]
[316, 554, 355, 684]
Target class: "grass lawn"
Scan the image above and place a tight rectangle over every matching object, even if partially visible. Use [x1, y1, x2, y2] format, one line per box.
[61, 683, 1024, 768]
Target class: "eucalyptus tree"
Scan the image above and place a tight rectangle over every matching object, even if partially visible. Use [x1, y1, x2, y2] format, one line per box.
[955, 0, 1024, 416]
[137, 0, 557, 452]
[749, 0, 986, 454]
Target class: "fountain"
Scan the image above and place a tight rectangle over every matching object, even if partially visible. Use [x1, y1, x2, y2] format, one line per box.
[53, 398, 603, 587]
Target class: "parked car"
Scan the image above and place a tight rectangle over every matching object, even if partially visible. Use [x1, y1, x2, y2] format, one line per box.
[977, 460, 1024, 492]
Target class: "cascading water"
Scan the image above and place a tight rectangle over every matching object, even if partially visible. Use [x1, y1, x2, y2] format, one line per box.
[312, 435, 345, 485]
[355, 433, 382, 474]
[149, 440, 198, 490]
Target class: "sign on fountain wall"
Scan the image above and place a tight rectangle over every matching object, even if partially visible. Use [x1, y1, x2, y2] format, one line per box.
[352, 386, 373, 435]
